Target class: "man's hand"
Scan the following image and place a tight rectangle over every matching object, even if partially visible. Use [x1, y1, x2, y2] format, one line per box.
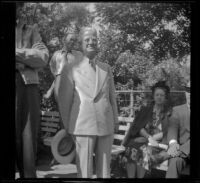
[16, 48, 25, 63]
[167, 142, 181, 158]
[148, 136, 159, 147]
[43, 90, 52, 99]
[16, 48, 24, 55]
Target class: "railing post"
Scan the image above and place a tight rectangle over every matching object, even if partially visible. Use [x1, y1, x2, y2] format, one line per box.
[130, 91, 134, 117]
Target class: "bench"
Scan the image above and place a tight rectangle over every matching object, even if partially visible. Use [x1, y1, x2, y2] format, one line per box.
[40, 111, 189, 177]
[110, 116, 133, 177]
[40, 111, 133, 154]
[40, 111, 133, 176]
[112, 116, 133, 155]
[40, 111, 61, 146]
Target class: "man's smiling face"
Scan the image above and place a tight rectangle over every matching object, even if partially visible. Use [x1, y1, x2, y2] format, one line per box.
[81, 28, 97, 58]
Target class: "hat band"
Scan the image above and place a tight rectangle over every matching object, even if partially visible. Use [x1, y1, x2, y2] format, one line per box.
[58, 142, 75, 157]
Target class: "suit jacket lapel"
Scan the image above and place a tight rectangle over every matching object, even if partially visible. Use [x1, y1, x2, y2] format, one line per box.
[93, 61, 108, 99]
[183, 104, 190, 131]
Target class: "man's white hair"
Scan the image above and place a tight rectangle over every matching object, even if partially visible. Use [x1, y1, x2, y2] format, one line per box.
[79, 26, 97, 41]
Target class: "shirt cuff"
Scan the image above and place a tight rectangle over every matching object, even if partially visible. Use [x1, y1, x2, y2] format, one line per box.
[169, 139, 178, 145]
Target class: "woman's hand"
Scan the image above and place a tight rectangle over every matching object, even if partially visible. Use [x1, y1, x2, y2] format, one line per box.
[148, 136, 159, 147]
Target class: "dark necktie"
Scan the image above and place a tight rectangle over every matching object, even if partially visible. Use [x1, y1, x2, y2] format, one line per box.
[89, 59, 96, 72]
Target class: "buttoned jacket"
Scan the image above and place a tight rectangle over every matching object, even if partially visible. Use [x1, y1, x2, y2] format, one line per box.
[57, 52, 118, 136]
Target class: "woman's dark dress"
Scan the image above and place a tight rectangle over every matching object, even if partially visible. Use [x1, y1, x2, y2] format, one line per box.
[122, 104, 171, 172]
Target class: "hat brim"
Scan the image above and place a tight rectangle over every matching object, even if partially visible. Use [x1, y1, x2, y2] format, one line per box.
[51, 129, 75, 164]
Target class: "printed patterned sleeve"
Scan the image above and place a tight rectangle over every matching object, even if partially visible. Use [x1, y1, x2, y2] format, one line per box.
[49, 51, 63, 76]
[108, 65, 119, 124]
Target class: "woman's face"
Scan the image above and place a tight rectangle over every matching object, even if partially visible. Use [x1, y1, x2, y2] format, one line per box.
[153, 88, 166, 105]
[64, 33, 77, 51]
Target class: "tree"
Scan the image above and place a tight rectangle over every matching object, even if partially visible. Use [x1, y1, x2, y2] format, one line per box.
[19, 3, 92, 110]
[95, 3, 190, 60]
[18, 3, 191, 111]
[143, 54, 190, 89]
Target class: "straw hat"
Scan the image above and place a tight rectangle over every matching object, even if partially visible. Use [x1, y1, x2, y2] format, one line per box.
[51, 129, 75, 164]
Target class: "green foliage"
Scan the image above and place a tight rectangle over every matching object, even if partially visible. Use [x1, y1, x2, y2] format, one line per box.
[95, 3, 190, 91]
[115, 50, 154, 89]
[143, 55, 190, 89]
[18, 3, 92, 111]
[95, 3, 190, 59]
[18, 3, 190, 111]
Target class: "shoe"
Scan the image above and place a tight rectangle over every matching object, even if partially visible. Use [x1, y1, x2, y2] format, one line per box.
[49, 158, 59, 166]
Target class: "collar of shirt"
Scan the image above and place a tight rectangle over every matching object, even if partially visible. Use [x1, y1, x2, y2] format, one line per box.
[61, 49, 67, 54]
[62, 48, 76, 55]
[89, 56, 97, 65]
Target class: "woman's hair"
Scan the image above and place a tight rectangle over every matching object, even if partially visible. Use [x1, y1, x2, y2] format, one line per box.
[151, 81, 170, 99]
[151, 81, 172, 115]
[62, 32, 77, 50]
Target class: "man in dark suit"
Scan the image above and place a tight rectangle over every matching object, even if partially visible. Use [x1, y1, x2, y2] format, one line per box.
[16, 3, 49, 178]
[166, 82, 190, 178]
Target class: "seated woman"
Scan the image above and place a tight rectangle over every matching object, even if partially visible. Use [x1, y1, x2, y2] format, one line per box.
[122, 81, 172, 178]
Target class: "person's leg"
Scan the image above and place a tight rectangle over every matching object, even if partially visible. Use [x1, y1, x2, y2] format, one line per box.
[95, 134, 113, 178]
[22, 84, 40, 178]
[22, 117, 37, 177]
[166, 157, 187, 178]
[74, 135, 96, 178]
[136, 164, 146, 178]
[27, 85, 40, 160]
[126, 162, 137, 178]
[15, 73, 26, 178]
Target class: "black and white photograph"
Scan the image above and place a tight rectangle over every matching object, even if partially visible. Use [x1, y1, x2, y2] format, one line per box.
[12, 1, 194, 180]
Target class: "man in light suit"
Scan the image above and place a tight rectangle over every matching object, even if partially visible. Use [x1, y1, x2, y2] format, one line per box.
[57, 27, 119, 178]
[166, 83, 190, 178]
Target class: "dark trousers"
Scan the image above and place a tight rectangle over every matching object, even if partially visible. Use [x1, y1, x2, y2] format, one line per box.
[166, 157, 187, 178]
[15, 72, 40, 178]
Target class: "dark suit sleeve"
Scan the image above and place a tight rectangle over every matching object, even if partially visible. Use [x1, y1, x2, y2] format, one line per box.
[108, 66, 119, 124]
[122, 106, 148, 146]
[57, 63, 74, 130]
[167, 107, 180, 143]
[180, 139, 190, 157]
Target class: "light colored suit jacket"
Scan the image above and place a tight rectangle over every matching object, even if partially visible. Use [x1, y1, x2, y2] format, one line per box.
[57, 52, 118, 136]
[168, 104, 190, 156]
